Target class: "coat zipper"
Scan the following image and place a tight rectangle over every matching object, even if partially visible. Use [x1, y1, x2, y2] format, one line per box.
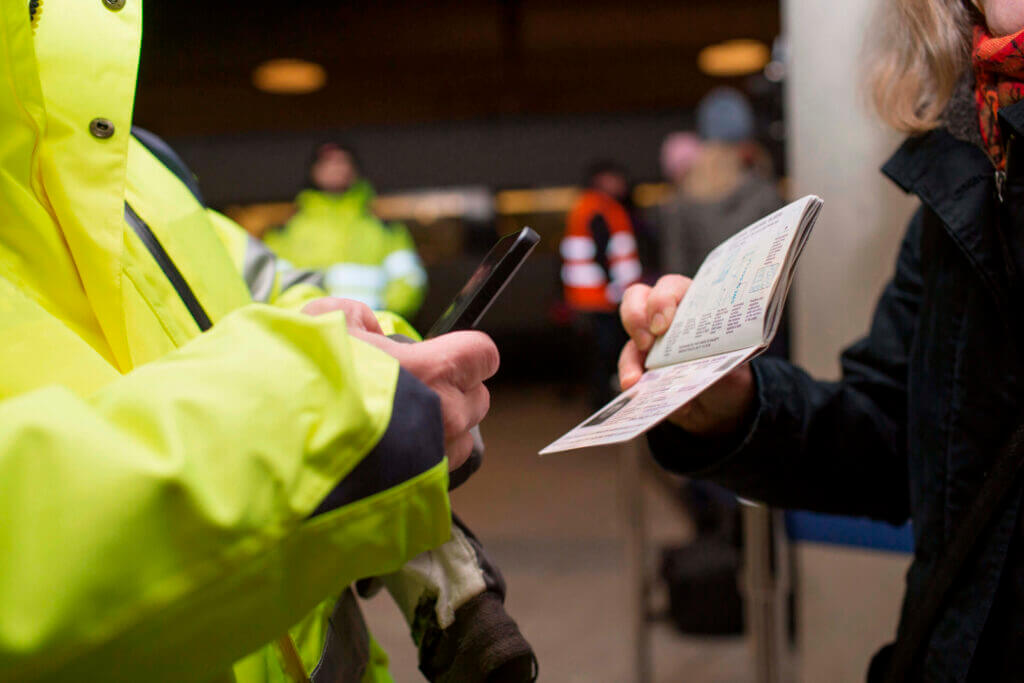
[124, 202, 213, 331]
[997, 133, 1015, 203]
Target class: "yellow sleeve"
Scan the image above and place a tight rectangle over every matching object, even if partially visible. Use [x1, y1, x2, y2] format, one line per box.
[0, 305, 450, 682]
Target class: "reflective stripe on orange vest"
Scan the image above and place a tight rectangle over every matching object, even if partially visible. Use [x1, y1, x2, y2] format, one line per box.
[560, 189, 642, 312]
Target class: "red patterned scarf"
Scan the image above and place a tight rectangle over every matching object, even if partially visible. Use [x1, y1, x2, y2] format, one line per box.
[973, 25, 1024, 170]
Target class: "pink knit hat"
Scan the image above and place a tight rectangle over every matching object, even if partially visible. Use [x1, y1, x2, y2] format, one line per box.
[660, 132, 702, 182]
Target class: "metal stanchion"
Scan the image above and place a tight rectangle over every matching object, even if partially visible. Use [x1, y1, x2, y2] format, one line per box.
[621, 439, 652, 683]
[621, 441, 793, 683]
[741, 502, 792, 683]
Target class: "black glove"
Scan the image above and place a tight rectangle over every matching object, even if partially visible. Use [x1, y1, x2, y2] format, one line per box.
[414, 516, 538, 683]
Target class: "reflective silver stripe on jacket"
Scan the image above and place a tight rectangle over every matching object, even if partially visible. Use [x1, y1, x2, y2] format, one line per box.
[321, 263, 386, 309]
[278, 266, 325, 293]
[383, 249, 427, 286]
[243, 236, 324, 302]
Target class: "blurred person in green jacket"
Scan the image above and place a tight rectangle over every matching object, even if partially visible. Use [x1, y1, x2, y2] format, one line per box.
[264, 143, 428, 319]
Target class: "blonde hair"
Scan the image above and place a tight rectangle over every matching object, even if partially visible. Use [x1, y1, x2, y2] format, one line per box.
[866, 0, 973, 133]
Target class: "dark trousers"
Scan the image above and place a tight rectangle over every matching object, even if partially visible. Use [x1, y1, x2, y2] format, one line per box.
[576, 311, 629, 410]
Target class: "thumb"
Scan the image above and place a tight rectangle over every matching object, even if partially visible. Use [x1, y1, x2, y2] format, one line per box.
[618, 340, 645, 390]
[424, 331, 500, 390]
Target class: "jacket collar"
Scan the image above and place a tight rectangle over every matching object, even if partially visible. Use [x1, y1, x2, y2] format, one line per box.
[883, 125, 1009, 295]
[297, 181, 376, 215]
[881, 98, 1024, 336]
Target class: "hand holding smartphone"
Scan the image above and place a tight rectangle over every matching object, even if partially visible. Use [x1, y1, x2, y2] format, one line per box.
[426, 226, 539, 488]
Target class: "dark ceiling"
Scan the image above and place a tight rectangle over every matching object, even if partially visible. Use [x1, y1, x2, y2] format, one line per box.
[135, 0, 780, 137]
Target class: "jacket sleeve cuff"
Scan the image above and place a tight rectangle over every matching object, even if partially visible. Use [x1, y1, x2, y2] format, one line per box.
[313, 368, 445, 515]
[646, 358, 769, 476]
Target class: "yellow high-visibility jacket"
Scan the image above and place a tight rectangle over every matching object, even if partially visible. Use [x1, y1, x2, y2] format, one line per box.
[263, 185, 427, 320]
[0, 1, 451, 681]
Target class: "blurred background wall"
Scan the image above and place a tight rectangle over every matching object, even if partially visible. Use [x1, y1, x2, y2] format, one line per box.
[170, 113, 692, 205]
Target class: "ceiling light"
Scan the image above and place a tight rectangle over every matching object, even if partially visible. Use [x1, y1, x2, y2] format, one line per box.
[698, 40, 771, 78]
[252, 59, 326, 95]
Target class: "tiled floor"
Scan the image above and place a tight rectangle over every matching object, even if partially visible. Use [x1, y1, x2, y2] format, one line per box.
[361, 383, 753, 682]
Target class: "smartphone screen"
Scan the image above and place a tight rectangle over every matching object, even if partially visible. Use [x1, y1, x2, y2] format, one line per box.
[425, 227, 540, 339]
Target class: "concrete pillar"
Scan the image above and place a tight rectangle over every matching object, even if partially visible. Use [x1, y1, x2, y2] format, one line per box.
[785, 0, 917, 377]
[783, 0, 917, 681]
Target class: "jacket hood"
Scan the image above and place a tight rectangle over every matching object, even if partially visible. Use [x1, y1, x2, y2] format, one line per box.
[0, 0, 143, 370]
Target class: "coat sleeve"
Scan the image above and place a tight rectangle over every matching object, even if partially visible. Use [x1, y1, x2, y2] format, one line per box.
[648, 209, 924, 524]
[0, 304, 451, 682]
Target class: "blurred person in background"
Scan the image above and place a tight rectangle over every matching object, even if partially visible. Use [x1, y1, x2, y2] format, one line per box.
[264, 143, 427, 320]
[620, 0, 1024, 680]
[561, 161, 643, 408]
[658, 88, 783, 279]
[658, 130, 702, 204]
[0, 3, 537, 682]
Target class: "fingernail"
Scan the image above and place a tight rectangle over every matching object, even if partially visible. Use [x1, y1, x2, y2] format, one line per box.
[621, 372, 639, 388]
[636, 330, 653, 351]
[651, 312, 668, 335]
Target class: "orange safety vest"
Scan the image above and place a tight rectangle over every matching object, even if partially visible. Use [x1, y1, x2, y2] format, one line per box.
[560, 189, 643, 312]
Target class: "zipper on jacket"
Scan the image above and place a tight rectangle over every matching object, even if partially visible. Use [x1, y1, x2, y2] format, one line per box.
[124, 202, 213, 331]
[997, 133, 1015, 203]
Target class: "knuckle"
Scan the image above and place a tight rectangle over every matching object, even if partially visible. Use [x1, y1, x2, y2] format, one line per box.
[621, 300, 648, 329]
[442, 410, 464, 439]
[657, 275, 690, 300]
[445, 358, 465, 388]
[484, 340, 500, 374]
[438, 392, 465, 436]
[458, 332, 500, 380]
[655, 274, 675, 288]
[658, 273, 688, 288]
[622, 298, 645, 319]
[448, 435, 472, 469]
[623, 284, 650, 306]
[424, 344, 458, 384]
[476, 384, 491, 418]
[649, 286, 673, 306]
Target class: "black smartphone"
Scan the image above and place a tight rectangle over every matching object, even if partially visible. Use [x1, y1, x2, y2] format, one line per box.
[425, 227, 540, 339]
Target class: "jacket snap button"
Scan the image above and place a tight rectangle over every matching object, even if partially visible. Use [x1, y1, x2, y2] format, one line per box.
[89, 118, 115, 139]
[102, 0, 126, 10]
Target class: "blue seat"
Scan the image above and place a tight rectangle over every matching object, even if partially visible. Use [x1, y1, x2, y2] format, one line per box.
[784, 511, 913, 553]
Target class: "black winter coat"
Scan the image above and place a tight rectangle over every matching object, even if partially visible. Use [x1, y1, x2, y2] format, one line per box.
[649, 98, 1024, 682]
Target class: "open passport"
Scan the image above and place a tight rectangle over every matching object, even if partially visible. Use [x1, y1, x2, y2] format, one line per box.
[541, 195, 824, 455]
